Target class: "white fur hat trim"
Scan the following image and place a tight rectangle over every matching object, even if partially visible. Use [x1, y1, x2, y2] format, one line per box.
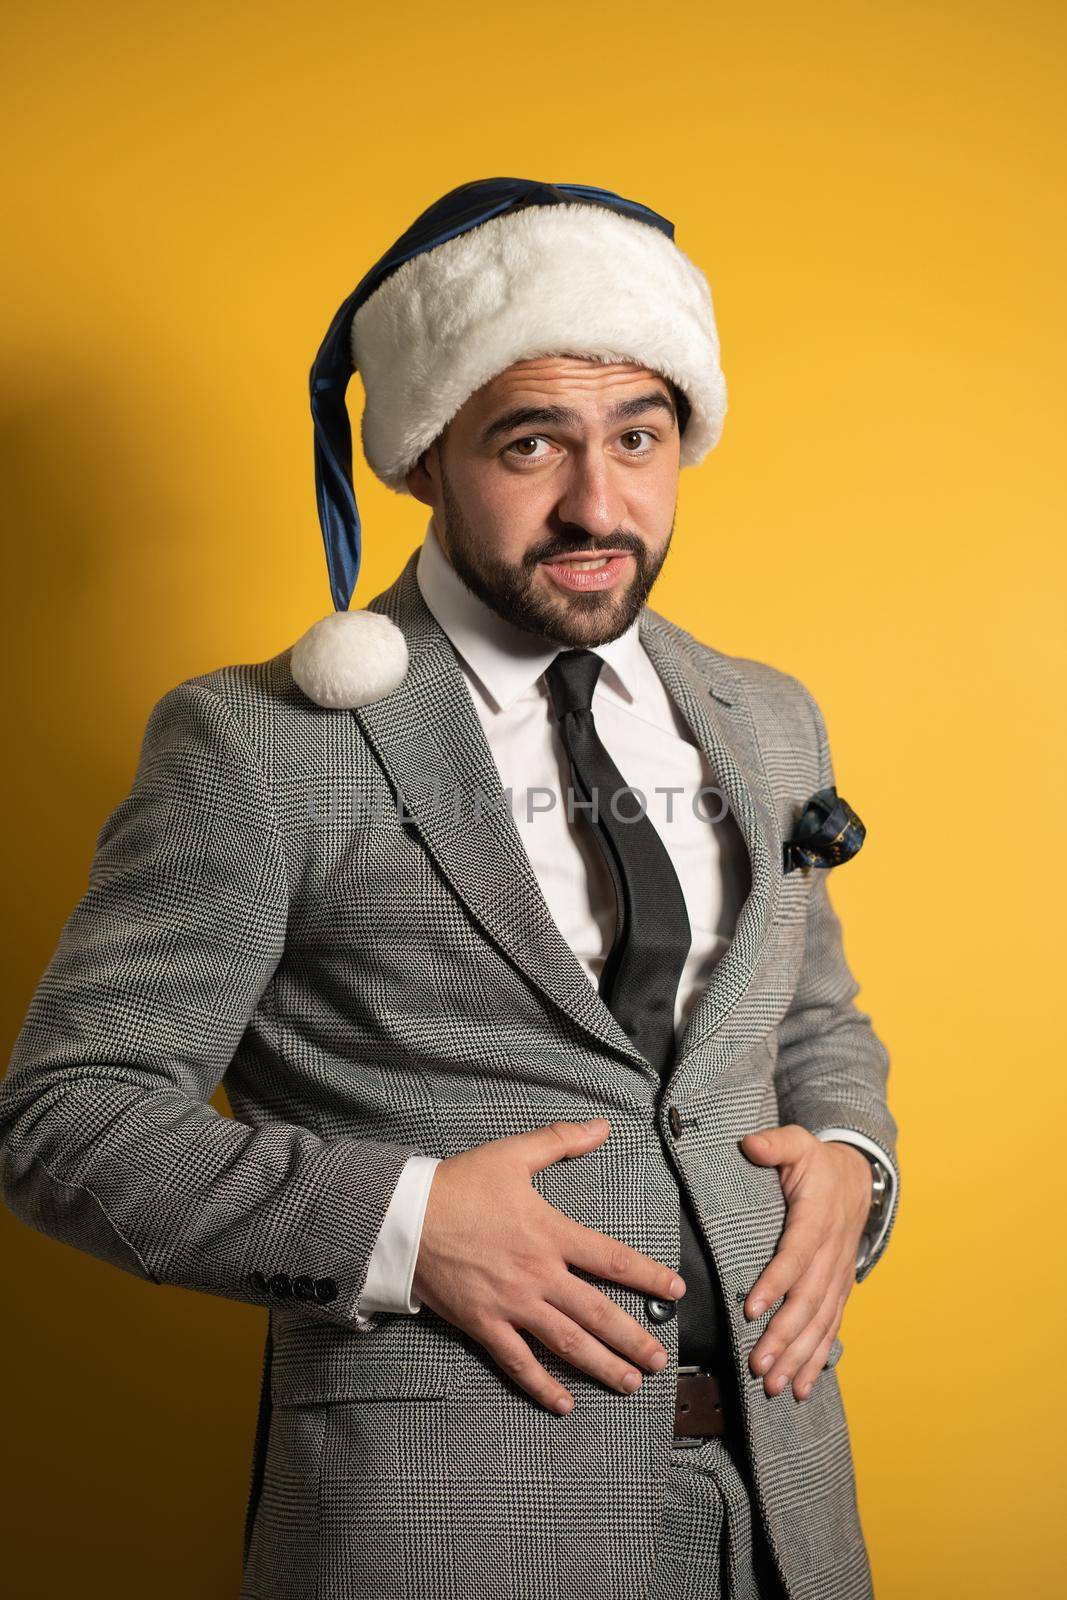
[290, 609, 409, 709]
[350, 201, 727, 492]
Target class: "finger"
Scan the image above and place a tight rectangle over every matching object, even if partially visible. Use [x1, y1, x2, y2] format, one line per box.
[792, 1324, 841, 1400]
[744, 1205, 824, 1317]
[739, 1124, 813, 1166]
[762, 1302, 841, 1400]
[520, 1303, 652, 1397]
[564, 1221, 686, 1303]
[507, 1119, 613, 1175]
[478, 1318, 577, 1414]
[749, 1260, 835, 1378]
[547, 1272, 671, 1374]
[794, 1289, 849, 1398]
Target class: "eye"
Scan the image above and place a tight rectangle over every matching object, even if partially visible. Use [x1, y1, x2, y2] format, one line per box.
[618, 429, 657, 454]
[502, 428, 659, 465]
[505, 436, 552, 461]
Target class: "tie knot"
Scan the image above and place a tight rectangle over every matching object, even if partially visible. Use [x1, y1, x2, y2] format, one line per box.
[544, 649, 604, 720]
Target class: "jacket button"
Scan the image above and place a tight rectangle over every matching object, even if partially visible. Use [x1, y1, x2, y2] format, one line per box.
[269, 1272, 292, 1298]
[646, 1296, 677, 1322]
[314, 1276, 339, 1303]
[292, 1275, 316, 1301]
[250, 1270, 269, 1294]
[667, 1105, 683, 1138]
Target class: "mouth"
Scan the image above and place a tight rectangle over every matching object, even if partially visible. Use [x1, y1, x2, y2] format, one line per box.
[540, 551, 633, 592]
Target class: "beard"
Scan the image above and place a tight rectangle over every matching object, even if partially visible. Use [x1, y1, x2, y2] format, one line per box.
[435, 459, 676, 648]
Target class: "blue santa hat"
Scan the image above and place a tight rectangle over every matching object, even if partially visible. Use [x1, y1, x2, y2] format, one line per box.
[291, 176, 728, 709]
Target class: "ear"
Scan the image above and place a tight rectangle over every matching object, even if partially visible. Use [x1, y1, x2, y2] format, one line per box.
[405, 438, 441, 507]
[290, 609, 409, 709]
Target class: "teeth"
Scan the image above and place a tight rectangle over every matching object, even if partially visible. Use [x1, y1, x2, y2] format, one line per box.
[557, 557, 611, 569]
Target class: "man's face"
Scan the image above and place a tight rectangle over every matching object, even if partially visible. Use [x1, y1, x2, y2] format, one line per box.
[405, 355, 682, 648]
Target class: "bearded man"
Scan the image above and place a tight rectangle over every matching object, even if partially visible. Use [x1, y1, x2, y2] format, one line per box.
[0, 176, 899, 1600]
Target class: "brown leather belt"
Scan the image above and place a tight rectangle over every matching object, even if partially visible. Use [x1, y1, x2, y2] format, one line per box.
[673, 1365, 727, 1443]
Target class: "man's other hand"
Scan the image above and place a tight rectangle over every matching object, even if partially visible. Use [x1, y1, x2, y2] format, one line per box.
[738, 1124, 873, 1401]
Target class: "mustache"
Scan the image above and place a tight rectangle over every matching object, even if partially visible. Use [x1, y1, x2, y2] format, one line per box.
[526, 533, 645, 564]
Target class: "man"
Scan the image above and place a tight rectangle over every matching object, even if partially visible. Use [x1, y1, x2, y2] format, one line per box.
[0, 178, 899, 1599]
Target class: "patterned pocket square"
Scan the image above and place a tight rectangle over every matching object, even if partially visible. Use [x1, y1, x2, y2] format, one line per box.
[782, 786, 866, 874]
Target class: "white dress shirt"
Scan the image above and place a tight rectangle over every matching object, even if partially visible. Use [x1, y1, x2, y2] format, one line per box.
[354, 516, 897, 1323]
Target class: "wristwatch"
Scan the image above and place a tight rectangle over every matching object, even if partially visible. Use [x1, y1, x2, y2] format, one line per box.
[855, 1152, 890, 1271]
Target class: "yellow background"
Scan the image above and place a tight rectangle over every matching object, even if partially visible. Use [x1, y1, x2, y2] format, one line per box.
[2, 3, 1063, 1594]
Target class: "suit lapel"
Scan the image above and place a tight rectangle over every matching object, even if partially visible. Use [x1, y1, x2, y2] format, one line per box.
[636, 613, 783, 1071]
[356, 551, 781, 1090]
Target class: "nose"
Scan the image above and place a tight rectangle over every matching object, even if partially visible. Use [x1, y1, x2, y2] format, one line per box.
[553, 449, 629, 539]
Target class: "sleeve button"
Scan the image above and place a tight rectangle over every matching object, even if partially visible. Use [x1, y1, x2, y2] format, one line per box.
[292, 1275, 316, 1301]
[314, 1277, 339, 1303]
[269, 1272, 293, 1298]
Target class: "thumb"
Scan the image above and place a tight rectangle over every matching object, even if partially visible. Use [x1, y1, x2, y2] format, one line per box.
[741, 1124, 809, 1165]
[516, 1118, 612, 1175]
[741, 1128, 779, 1163]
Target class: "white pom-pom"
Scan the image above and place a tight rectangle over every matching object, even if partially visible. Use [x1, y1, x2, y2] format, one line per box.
[290, 609, 409, 709]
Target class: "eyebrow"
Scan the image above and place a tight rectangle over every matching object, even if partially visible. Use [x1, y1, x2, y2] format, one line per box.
[478, 389, 677, 447]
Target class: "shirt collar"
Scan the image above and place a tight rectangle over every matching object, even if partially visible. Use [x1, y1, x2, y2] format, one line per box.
[415, 514, 647, 713]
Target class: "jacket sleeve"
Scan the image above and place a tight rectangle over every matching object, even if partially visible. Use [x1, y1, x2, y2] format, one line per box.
[0, 679, 423, 1329]
[773, 683, 901, 1284]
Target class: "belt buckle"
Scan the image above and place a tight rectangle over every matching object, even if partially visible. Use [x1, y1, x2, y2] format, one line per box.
[673, 1362, 710, 1449]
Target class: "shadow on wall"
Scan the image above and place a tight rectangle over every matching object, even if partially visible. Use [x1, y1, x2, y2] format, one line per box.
[0, 362, 259, 1597]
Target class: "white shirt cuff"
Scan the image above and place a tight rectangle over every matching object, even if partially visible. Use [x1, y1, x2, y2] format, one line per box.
[354, 1154, 442, 1319]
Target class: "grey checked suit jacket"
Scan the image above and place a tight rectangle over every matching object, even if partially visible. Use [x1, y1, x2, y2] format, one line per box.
[0, 545, 900, 1600]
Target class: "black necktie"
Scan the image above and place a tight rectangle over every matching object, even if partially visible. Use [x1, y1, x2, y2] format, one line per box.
[544, 648, 721, 1369]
